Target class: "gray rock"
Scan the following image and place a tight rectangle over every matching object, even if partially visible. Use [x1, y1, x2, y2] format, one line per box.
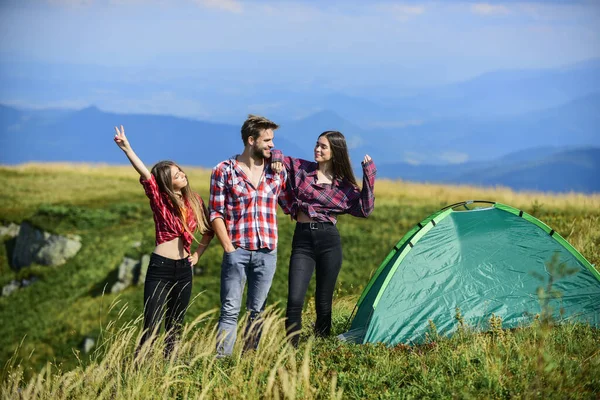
[111, 254, 151, 293]
[139, 254, 150, 284]
[2, 280, 20, 297]
[82, 337, 95, 354]
[110, 281, 129, 294]
[0, 223, 20, 238]
[1, 276, 40, 297]
[21, 276, 38, 287]
[12, 222, 82, 269]
[117, 257, 138, 284]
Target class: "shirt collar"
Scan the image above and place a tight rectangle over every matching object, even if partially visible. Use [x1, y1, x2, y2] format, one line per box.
[230, 154, 274, 178]
[307, 164, 341, 187]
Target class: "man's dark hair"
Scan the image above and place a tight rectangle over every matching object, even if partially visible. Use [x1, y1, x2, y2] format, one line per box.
[241, 114, 279, 146]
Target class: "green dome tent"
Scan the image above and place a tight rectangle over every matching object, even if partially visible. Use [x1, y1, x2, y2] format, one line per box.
[340, 201, 600, 345]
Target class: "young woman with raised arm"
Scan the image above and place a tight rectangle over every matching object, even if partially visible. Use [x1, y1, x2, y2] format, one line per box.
[271, 130, 376, 346]
[113, 125, 213, 358]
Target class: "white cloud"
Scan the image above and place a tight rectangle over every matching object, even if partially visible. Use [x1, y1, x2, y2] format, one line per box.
[402, 151, 423, 166]
[1, 99, 92, 110]
[440, 151, 469, 164]
[192, 0, 243, 14]
[346, 135, 364, 149]
[383, 4, 425, 21]
[259, 3, 323, 22]
[369, 120, 424, 129]
[515, 3, 591, 22]
[46, 0, 187, 6]
[108, 0, 170, 4]
[47, 0, 93, 6]
[470, 3, 510, 16]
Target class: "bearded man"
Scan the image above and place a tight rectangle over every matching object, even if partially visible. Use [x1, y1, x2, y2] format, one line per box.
[209, 114, 287, 357]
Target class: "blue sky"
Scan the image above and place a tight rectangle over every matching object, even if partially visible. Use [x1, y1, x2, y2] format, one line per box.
[0, 0, 599, 118]
[2, 0, 598, 80]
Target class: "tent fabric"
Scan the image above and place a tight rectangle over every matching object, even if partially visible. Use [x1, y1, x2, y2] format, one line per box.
[341, 202, 600, 345]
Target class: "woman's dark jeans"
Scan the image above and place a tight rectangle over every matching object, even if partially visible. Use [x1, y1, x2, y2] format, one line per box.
[285, 222, 343, 346]
[137, 253, 192, 358]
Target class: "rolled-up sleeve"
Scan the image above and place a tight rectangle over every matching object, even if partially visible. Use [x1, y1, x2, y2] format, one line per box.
[209, 165, 226, 222]
[347, 159, 377, 218]
[140, 175, 169, 220]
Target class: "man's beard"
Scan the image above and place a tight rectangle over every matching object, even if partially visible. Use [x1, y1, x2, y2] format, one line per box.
[252, 145, 268, 159]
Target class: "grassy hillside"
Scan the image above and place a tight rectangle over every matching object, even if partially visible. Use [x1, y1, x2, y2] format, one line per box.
[1, 164, 599, 398]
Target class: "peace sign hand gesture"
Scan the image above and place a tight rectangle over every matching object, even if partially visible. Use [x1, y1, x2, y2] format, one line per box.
[113, 125, 131, 152]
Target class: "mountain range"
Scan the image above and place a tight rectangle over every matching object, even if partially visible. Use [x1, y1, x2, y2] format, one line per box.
[0, 59, 599, 193]
[1, 101, 598, 193]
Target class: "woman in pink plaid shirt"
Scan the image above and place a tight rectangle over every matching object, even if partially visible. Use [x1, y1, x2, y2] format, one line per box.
[114, 125, 213, 359]
[272, 131, 376, 347]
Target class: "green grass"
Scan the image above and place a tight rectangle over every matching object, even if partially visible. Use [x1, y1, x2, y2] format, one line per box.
[1, 164, 599, 399]
[2, 300, 599, 399]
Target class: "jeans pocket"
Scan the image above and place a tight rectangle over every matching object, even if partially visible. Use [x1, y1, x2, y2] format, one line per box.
[224, 248, 237, 258]
[222, 248, 239, 267]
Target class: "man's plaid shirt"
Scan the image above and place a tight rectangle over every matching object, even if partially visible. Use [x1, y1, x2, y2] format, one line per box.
[209, 155, 287, 251]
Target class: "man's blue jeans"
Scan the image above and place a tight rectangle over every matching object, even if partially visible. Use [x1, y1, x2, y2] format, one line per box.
[216, 247, 277, 356]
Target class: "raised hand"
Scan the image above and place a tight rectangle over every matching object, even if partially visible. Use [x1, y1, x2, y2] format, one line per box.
[271, 161, 283, 174]
[362, 154, 372, 165]
[113, 125, 151, 179]
[113, 125, 131, 152]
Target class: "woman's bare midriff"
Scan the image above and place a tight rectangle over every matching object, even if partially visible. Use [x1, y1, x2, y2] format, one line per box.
[153, 237, 188, 260]
[297, 211, 315, 223]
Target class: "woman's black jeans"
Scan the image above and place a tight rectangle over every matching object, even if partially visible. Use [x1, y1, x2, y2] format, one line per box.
[137, 253, 192, 358]
[285, 222, 343, 346]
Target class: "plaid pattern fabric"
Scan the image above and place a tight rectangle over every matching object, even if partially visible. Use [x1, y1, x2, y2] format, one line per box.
[140, 175, 203, 254]
[272, 150, 376, 223]
[209, 156, 286, 251]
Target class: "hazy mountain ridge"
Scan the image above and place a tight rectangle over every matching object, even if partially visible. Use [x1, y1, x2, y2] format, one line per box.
[1, 59, 599, 193]
[0, 105, 302, 168]
[276, 92, 600, 166]
[1, 102, 598, 193]
[2, 58, 600, 125]
[377, 147, 600, 194]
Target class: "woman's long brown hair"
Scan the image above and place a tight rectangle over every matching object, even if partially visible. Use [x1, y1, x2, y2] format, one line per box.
[319, 131, 358, 187]
[151, 161, 212, 239]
